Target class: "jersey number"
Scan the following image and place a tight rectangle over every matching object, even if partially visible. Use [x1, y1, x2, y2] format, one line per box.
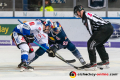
[87, 13, 92, 17]
[29, 22, 35, 26]
[63, 41, 68, 45]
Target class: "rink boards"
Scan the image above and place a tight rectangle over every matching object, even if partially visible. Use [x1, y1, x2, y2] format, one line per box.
[0, 18, 120, 48]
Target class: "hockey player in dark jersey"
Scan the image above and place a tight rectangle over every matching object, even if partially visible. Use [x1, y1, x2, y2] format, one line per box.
[74, 5, 113, 70]
[28, 20, 86, 66]
[48, 21, 86, 65]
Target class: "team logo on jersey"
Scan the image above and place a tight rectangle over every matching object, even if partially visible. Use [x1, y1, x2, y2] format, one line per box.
[42, 34, 46, 38]
[21, 37, 25, 42]
[110, 23, 120, 39]
[56, 36, 60, 40]
[38, 27, 41, 31]
[49, 37, 55, 41]
[37, 21, 42, 25]
[69, 71, 76, 78]
[63, 41, 68, 45]
[65, 36, 67, 40]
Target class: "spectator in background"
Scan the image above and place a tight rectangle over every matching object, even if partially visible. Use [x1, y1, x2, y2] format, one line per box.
[40, 0, 54, 11]
[28, 0, 42, 11]
[109, 0, 117, 2]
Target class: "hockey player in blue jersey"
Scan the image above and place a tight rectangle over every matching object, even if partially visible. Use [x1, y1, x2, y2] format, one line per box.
[12, 20, 56, 71]
[29, 20, 86, 65]
[48, 21, 86, 65]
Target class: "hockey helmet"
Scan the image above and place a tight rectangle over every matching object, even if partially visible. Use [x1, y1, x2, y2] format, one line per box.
[74, 5, 84, 16]
[36, 19, 45, 24]
[43, 19, 53, 27]
[52, 21, 61, 32]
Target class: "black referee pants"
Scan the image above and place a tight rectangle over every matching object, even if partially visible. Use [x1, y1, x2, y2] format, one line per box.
[87, 23, 113, 63]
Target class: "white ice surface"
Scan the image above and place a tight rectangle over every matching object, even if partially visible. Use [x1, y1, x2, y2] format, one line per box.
[0, 46, 120, 80]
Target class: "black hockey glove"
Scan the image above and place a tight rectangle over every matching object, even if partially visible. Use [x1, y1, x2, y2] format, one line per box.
[25, 35, 34, 43]
[52, 44, 59, 50]
[46, 48, 55, 57]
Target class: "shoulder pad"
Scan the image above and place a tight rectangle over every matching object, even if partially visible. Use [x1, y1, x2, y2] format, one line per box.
[23, 24, 31, 30]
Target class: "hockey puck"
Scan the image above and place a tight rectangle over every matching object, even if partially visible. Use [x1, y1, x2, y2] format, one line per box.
[100, 68, 103, 70]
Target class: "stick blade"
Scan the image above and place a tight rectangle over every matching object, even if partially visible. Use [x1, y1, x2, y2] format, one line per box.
[66, 59, 76, 63]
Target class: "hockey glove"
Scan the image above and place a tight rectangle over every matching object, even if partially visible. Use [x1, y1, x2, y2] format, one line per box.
[50, 44, 59, 50]
[46, 48, 55, 57]
[25, 35, 34, 43]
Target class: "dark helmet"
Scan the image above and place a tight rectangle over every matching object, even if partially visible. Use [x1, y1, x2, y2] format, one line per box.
[74, 5, 84, 15]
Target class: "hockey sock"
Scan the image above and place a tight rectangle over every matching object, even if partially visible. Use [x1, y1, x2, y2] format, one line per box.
[29, 47, 45, 64]
[72, 49, 82, 59]
[21, 54, 28, 62]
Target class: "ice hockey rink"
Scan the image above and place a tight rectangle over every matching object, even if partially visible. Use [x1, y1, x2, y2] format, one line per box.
[0, 46, 120, 80]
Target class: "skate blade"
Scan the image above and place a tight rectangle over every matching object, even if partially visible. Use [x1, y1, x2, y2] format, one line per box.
[20, 67, 25, 72]
[20, 67, 34, 72]
[97, 65, 110, 69]
[29, 69, 34, 72]
[84, 67, 97, 71]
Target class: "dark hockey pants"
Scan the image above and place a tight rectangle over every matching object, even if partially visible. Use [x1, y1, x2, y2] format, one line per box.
[87, 23, 113, 63]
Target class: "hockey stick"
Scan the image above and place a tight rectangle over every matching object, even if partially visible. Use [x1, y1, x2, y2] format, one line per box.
[33, 41, 84, 70]
[33, 42, 105, 70]
[33, 41, 76, 63]
[18, 19, 76, 63]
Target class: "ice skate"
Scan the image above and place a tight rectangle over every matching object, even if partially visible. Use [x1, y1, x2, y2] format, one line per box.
[81, 63, 97, 71]
[97, 60, 110, 69]
[79, 57, 86, 65]
[20, 62, 34, 72]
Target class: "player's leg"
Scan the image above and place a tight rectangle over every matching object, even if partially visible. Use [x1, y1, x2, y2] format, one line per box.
[66, 42, 86, 65]
[96, 36, 110, 62]
[96, 44, 108, 61]
[29, 47, 46, 64]
[96, 44, 110, 69]
[28, 52, 35, 62]
[83, 30, 106, 70]
[18, 43, 35, 68]
[28, 43, 35, 61]
[85, 38, 98, 71]
[19, 44, 34, 71]
[12, 32, 34, 71]
[96, 24, 113, 68]
[29, 33, 48, 64]
[83, 24, 113, 70]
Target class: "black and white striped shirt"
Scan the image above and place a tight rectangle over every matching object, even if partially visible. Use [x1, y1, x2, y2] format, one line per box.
[82, 11, 110, 35]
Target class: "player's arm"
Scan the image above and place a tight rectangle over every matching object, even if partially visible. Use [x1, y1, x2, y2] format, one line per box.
[84, 12, 93, 35]
[38, 33, 56, 57]
[22, 23, 31, 36]
[21, 22, 35, 43]
[25, 34, 35, 43]
[40, 43, 56, 57]
[48, 37, 56, 45]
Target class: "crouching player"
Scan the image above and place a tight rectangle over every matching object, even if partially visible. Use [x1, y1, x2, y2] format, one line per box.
[29, 20, 86, 66]
[12, 19, 55, 71]
[48, 21, 86, 65]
